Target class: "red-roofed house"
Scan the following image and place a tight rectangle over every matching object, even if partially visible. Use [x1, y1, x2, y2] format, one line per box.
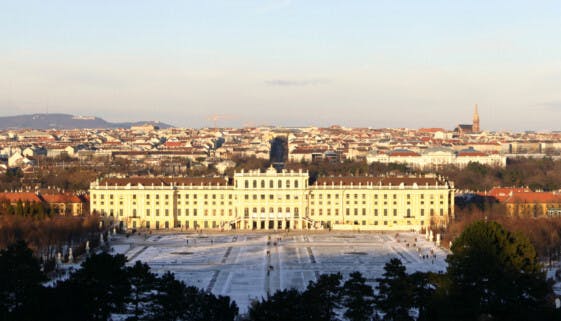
[487, 187, 532, 202]
[498, 189, 561, 217]
[41, 193, 86, 216]
[0, 192, 42, 204]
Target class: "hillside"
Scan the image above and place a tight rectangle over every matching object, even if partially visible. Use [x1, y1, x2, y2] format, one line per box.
[0, 113, 173, 130]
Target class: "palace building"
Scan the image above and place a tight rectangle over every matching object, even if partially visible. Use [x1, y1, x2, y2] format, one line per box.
[89, 167, 454, 231]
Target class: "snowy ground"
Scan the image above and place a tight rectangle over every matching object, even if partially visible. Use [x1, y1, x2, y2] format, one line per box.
[109, 231, 448, 313]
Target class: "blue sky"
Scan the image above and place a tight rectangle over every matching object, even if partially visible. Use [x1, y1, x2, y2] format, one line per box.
[1, 0, 560, 130]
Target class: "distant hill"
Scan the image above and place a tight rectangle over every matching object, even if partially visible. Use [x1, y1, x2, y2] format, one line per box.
[0, 113, 174, 130]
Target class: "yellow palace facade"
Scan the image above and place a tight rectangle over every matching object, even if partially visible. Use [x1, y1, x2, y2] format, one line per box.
[89, 167, 454, 231]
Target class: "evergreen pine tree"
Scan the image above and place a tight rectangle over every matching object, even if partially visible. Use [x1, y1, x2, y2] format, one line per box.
[247, 289, 304, 321]
[445, 221, 553, 321]
[342, 271, 375, 321]
[0, 241, 46, 321]
[126, 261, 157, 321]
[375, 258, 413, 321]
[302, 273, 343, 321]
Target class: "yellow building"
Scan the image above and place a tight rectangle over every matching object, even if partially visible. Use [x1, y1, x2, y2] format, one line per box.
[89, 167, 454, 231]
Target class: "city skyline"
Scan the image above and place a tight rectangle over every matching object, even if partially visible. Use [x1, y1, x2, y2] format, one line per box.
[1, 1, 560, 131]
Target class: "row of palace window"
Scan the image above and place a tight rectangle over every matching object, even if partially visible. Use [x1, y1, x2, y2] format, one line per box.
[141, 221, 220, 229]
[94, 199, 443, 207]
[93, 192, 447, 203]
[102, 207, 444, 218]
[243, 207, 300, 214]
[309, 193, 444, 199]
[132, 219, 429, 230]
[140, 208, 237, 217]
[309, 208, 444, 216]
[93, 193, 235, 200]
[344, 220, 423, 226]
[244, 194, 299, 200]
[135, 219, 426, 230]
[240, 179, 304, 189]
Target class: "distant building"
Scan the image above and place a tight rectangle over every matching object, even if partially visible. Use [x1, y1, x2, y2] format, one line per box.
[0, 192, 42, 205]
[366, 147, 506, 169]
[472, 104, 480, 133]
[455, 104, 480, 135]
[41, 193, 85, 216]
[0, 191, 87, 215]
[486, 187, 561, 217]
[89, 168, 454, 231]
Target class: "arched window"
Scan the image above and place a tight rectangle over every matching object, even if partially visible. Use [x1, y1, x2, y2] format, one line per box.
[261, 180, 265, 188]
[286, 207, 291, 213]
[261, 207, 266, 213]
[295, 180, 299, 188]
[278, 180, 282, 188]
[269, 180, 274, 188]
[253, 180, 257, 188]
[286, 180, 290, 188]
[269, 207, 274, 213]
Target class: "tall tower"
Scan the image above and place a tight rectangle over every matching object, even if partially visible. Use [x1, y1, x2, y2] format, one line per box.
[472, 104, 480, 133]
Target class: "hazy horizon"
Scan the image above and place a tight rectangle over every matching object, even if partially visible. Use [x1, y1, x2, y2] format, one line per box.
[1, 1, 560, 131]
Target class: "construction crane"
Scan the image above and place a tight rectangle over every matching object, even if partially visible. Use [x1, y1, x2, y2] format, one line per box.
[207, 114, 235, 129]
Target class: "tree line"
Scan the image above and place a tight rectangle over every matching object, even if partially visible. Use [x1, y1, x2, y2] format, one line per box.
[0, 242, 237, 321]
[438, 157, 561, 191]
[6, 155, 561, 192]
[447, 203, 561, 267]
[0, 213, 101, 271]
[1, 221, 559, 321]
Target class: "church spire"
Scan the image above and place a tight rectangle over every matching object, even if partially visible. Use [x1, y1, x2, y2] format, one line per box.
[473, 104, 480, 132]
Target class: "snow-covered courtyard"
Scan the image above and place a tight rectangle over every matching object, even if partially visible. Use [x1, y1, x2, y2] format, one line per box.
[110, 231, 448, 313]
